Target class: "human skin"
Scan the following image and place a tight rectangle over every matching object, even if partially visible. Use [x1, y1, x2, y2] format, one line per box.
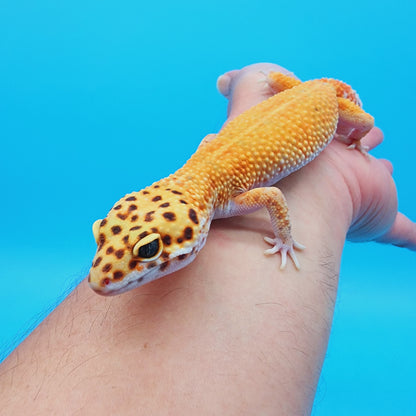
[0, 63, 415, 415]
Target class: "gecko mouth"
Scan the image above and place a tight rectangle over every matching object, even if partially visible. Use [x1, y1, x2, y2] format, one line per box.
[89, 279, 134, 296]
[88, 269, 158, 296]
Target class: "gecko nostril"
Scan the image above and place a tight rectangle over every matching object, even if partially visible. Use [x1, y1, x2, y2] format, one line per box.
[103, 277, 111, 286]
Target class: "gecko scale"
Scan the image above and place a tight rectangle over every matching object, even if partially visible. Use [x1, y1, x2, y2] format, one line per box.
[88, 71, 374, 295]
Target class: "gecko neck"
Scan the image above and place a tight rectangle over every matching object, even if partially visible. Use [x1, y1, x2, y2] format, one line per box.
[156, 165, 217, 213]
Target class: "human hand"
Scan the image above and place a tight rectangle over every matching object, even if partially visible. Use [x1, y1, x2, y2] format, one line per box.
[216, 63, 416, 252]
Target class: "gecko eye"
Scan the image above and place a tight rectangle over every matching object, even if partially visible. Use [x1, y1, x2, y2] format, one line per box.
[132, 233, 163, 262]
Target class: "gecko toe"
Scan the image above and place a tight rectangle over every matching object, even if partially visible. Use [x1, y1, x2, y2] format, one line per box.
[264, 236, 304, 270]
[293, 241, 306, 250]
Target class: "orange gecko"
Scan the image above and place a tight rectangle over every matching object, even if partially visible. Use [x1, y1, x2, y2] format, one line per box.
[88, 71, 374, 295]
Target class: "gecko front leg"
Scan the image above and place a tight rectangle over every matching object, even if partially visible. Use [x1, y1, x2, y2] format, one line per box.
[232, 187, 305, 269]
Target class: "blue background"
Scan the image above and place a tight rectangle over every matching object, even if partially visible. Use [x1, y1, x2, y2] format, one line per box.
[0, 0, 415, 414]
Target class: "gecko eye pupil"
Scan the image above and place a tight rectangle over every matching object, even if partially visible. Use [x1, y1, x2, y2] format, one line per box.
[132, 233, 163, 261]
[138, 239, 160, 258]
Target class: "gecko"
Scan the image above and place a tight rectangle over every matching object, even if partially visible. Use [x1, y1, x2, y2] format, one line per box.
[87, 71, 374, 295]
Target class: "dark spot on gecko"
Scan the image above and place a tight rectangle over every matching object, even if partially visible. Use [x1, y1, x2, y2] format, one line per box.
[117, 213, 128, 220]
[139, 231, 149, 239]
[180, 200, 188, 204]
[102, 263, 112, 273]
[148, 262, 157, 269]
[165, 188, 171, 191]
[111, 226, 122, 235]
[130, 225, 141, 231]
[115, 249, 125, 259]
[188, 208, 199, 224]
[171, 190, 182, 195]
[151, 227, 158, 233]
[154, 185, 160, 188]
[98, 234, 106, 248]
[178, 254, 187, 261]
[152, 196, 162, 202]
[129, 204, 137, 211]
[160, 261, 169, 271]
[128, 259, 138, 270]
[101, 219, 107, 226]
[122, 235, 129, 243]
[163, 212, 176, 221]
[145, 211, 155, 222]
[142, 190, 150, 195]
[93, 257, 102, 267]
[162, 235, 172, 246]
[161, 251, 169, 259]
[114, 204, 122, 210]
[126, 196, 137, 201]
[184, 227, 193, 240]
[138, 276, 144, 282]
[131, 215, 138, 222]
[177, 237, 183, 244]
[160, 202, 170, 208]
[106, 246, 114, 254]
[113, 270, 124, 280]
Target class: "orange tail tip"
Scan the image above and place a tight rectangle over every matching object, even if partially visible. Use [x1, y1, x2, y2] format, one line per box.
[319, 78, 363, 107]
[267, 72, 363, 107]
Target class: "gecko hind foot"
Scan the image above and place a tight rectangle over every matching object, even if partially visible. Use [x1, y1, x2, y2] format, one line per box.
[264, 236, 305, 270]
[346, 141, 370, 156]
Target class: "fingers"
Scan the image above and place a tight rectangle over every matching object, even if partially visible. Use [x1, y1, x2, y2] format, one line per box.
[217, 63, 297, 122]
[360, 126, 384, 150]
[197, 133, 217, 149]
[379, 158, 393, 174]
[376, 212, 416, 251]
[216, 70, 240, 98]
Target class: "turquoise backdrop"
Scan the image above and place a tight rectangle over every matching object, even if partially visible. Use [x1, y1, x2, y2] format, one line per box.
[0, 1, 415, 414]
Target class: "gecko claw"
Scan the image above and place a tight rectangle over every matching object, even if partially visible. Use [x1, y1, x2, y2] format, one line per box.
[264, 236, 305, 270]
[347, 141, 370, 156]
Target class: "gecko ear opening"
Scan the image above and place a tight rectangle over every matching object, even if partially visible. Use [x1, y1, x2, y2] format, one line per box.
[92, 219, 102, 244]
[132, 233, 163, 262]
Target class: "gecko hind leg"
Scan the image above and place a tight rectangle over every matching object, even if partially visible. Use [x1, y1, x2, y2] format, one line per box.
[233, 187, 305, 270]
[336, 97, 374, 156]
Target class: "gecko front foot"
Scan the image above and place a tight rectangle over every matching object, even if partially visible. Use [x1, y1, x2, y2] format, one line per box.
[264, 236, 305, 270]
[232, 187, 305, 270]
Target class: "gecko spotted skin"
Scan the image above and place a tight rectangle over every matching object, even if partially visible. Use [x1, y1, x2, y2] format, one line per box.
[88, 72, 374, 295]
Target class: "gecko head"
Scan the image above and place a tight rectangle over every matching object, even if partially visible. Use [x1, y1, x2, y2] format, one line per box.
[87, 185, 206, 295]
